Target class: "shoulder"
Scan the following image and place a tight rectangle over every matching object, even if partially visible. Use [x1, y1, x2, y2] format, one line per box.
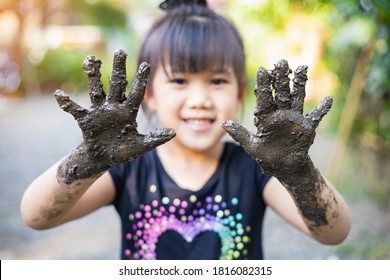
[110, 149, 157, 173]
[108, 150, 158, 190]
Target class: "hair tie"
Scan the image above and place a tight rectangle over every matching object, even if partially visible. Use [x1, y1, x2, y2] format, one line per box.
[159, 0, 207, 10]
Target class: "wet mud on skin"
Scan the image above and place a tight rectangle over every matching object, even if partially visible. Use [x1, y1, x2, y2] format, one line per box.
[55, 50, 175, 185]
[283, 160, 338, 229]
[223, 59, 335, 229]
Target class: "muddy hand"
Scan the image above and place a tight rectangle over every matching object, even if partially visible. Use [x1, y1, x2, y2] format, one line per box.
[54, 50, 175, 184]
[223, 59, 332, 179]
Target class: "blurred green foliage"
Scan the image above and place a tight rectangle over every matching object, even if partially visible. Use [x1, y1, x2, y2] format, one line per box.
[337, 234, 390, 259]
[35, 0, 137, 94]
[328, 0, 390, 205]
[328, 0, 390, 141]
[36, 48, 89, 93]
[67, 0, 127, 28]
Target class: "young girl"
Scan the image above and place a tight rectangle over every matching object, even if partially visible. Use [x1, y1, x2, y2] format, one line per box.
[20, 0, 351, 260]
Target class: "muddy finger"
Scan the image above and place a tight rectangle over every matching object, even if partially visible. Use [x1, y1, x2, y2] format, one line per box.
[108, 49, 128, 103]
[222, 120, 257, 156]
[271, 59, 292, 110]
[54, 90, 88, 120]
[82, 55, 106, 106]
[254, 67, 276, 128]
[291, 65, 308, 114]
[125, 62, 151, 110]
[306, 96, 333, 128]
[144, 128, 176, 149]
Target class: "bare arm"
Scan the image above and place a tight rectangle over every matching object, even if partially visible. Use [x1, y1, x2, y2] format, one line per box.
[20, 50, 175, 230]
[20, 163, 114, 229]
[223, 60, 351, 244]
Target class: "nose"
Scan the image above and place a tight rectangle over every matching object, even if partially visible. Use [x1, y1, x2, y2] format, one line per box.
[185, 83, 213, 109]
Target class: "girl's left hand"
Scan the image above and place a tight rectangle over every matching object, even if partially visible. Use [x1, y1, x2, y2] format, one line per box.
[222, 59, 333, 179]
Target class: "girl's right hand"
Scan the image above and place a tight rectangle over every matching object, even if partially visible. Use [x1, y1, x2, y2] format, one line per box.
[54, 50, 175, 185]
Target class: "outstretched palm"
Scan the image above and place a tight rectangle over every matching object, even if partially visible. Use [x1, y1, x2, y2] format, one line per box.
[55, 50, 175, 184]
[223, 59, 332, 178]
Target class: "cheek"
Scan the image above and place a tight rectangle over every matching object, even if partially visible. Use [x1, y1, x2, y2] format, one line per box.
[144, 88, 157, 112]
[218, 98, 242, 119]
[146, 91, 177, 113]
[154, 97, 182, 122]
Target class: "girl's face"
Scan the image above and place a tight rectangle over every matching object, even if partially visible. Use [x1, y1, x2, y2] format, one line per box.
[147, 63, 243, 153]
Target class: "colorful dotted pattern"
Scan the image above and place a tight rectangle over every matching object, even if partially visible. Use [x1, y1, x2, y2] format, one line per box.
[124, 187, 251, 260]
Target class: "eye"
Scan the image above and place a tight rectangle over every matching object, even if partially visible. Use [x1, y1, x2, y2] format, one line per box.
[170, 78, 187, 85]
[210, 78, 228, 85]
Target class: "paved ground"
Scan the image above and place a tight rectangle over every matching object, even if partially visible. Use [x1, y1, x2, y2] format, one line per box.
[0, 95, 388, 259]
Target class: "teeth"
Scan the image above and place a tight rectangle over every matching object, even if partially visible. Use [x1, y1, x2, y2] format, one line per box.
[186, 119, 211, 125]
[184, 119, 214, 131]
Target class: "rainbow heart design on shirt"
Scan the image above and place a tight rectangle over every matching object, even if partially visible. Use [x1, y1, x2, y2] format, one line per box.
[125, 195, 251, 260]
[156, 230, 221, 259]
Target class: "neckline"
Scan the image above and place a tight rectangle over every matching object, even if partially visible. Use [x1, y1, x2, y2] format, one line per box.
[152, 142, 230, 193]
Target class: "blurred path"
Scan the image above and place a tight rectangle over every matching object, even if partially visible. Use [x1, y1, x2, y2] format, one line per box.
[0, 95, 120, 259]
[0, 95, 387, 259]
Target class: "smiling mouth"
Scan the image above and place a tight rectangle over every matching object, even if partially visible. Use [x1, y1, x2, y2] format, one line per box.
[183, 118, 215, 131]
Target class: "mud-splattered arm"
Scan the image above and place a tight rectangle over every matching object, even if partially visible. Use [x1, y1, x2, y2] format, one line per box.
[223, 60, 349, 239]
[55, 50, 175, 185]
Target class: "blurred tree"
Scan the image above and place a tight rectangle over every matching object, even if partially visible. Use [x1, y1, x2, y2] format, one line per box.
[36, 0, 135, 94]
[67, 0, 127, 28]
[327, 0, 390, 205]
[0, 0, 47, 97]
[0, 0, 135, 96]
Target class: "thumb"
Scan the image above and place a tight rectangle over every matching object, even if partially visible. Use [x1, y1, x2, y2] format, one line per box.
[222, 120, 257, 154]
[144, 128, 176, 149]
[306, 96, 333, 129]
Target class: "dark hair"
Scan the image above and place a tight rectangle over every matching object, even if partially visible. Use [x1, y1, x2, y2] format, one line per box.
[137, 4, 247, 98]
[159, 0, 207, 10]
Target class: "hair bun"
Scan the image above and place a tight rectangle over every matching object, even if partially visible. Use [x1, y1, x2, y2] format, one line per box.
[159, 0, 207, 10]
